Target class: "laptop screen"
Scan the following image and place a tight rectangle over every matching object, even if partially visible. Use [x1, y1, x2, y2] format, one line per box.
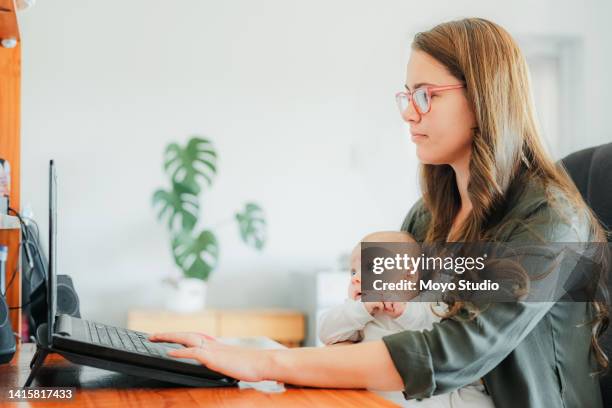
[47, 160, 57, 345]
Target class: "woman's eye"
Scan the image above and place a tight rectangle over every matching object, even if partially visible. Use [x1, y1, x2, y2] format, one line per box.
[350, 270, 356, 276]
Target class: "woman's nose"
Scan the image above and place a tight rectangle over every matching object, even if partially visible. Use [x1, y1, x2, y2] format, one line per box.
[351, 274, 361, 284]
[401, 99, 421, 123]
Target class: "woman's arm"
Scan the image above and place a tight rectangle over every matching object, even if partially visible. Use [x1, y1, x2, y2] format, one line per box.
[148, 332, 404, 391]
[266, 340, 404, 390]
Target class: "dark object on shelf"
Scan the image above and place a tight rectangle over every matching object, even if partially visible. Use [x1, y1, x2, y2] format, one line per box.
[30, 274, 81, 330]
[0, 293, 16, 364]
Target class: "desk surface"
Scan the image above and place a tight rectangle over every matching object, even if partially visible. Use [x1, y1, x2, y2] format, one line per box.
[0, 343, 399, 407]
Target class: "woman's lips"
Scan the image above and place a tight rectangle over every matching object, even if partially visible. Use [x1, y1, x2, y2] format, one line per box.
[411, 133, 428, 142]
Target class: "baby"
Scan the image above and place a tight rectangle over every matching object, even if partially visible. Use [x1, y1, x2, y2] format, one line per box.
[317, 231, 494, 408]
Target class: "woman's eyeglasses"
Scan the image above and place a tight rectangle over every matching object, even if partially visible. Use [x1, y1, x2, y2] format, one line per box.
[395, 84, 465, 116]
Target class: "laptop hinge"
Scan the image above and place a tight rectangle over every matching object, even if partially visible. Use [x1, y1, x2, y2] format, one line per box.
[55, 314, 73, 337]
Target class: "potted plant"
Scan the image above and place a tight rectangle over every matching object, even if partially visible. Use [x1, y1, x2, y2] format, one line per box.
[153, 136, 266, 312]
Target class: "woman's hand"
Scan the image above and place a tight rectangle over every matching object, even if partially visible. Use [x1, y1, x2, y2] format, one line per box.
[148, 332, 272, 382]
[149, 333, 404, 390]
[148, 331, 216, 347]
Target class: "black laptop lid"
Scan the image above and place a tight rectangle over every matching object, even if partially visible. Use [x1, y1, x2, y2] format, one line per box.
[47, 160, 57, 345]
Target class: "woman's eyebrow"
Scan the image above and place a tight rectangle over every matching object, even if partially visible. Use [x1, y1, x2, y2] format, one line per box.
[404, 82, 436, 91]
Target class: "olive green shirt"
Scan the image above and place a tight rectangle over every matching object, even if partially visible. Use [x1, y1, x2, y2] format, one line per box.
[382, 180, 603, 408]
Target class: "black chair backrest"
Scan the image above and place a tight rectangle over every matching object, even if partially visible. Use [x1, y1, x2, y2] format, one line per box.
[561, 142, 612, 406]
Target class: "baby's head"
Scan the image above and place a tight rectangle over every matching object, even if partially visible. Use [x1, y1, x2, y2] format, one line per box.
[348, 231, 417, 300]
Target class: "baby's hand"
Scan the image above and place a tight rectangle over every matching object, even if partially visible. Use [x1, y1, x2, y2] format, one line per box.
[383, 301, 407, 318]
[364, 302, 384, 316]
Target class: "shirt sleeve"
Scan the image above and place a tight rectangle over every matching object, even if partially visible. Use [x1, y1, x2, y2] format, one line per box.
[382, 199, 593, 399]
[383, 301, 556, 398]
[318, 299, 375, 345]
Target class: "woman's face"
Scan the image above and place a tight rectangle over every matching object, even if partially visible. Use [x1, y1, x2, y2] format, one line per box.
[403, 50, 477, 166]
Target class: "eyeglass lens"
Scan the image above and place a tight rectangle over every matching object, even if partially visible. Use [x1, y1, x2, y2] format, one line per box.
[397, 89, 430, 114]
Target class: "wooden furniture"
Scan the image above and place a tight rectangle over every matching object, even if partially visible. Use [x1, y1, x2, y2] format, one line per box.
[0, 0, 20, 43]
[0, 0, 22, 337]
[128, 309, 305, 348]
[1, 343, 398, 407]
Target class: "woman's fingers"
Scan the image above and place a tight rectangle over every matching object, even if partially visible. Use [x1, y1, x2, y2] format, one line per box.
[167, 347, 207, 362]
[166, 343, 269, 382]
[158, 340, 272, 383]
[148, 332, 196, 347]
[148, 332, 212, 347]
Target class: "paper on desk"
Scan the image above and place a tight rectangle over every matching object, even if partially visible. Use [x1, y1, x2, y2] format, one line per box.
[217, 336, 287, 394]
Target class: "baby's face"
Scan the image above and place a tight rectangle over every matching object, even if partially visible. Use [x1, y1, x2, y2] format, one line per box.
[348, 245, 362, 300]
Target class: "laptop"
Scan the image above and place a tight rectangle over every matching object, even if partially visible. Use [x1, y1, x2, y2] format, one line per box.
[26, 160, 237, 387]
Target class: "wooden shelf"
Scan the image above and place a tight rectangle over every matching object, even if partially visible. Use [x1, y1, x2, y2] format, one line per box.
[0, 1, 21, 338]
[0, 0, 20, 43]
[127, 308, 306, 348]
[0, 214, 19, 229]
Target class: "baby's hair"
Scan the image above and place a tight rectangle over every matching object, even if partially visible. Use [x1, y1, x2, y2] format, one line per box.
[357, 231, 422, 283]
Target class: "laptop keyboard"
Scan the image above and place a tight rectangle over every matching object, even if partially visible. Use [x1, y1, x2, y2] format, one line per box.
[85, 320, 165, 357]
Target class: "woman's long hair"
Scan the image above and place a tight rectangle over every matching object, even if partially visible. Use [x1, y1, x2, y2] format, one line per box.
[412, 18, 609, 370]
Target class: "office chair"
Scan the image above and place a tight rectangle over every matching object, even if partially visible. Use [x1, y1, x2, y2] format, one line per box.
[561, 142, 612, 405]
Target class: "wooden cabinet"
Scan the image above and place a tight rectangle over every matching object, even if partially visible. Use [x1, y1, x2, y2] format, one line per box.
[0, 0, 21, 337]
[127, 309, 305, 348]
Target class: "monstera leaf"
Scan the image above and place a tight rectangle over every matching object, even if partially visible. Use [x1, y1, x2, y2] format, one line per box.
[164, 137, 217, 195]
[171, 230, 219, 281]
[235, 202, 267, 250]
[153, 135, 268, 282]
[152, 181, 199, 231]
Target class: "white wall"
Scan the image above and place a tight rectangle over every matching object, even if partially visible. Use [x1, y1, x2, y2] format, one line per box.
[17, 0, 612, 329]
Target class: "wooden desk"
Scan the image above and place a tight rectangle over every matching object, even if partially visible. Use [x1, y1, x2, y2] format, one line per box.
[0, 343, 399, 407]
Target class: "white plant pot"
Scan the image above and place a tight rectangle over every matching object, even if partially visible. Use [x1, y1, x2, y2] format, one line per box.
[164, 277, 208, 313]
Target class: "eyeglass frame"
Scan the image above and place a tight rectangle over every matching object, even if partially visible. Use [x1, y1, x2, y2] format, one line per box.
[395, 83, 465, 116]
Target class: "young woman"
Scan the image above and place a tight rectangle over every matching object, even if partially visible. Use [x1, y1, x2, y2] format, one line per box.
[149, 18, 609, 408]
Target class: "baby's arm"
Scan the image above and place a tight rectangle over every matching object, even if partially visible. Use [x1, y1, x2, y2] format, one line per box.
[317, 299, 376, 345]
